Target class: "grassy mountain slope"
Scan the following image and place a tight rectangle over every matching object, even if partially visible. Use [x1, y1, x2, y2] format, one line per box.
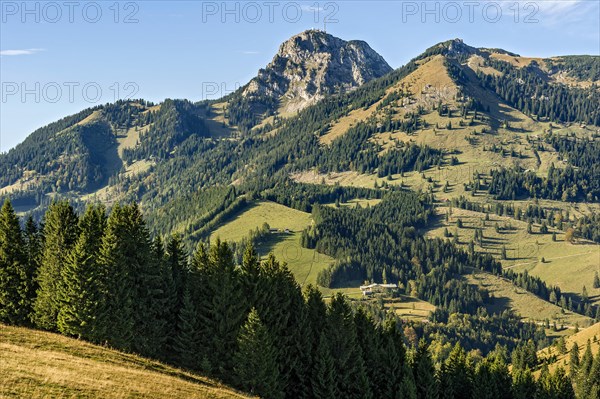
[209, 200, 336, 292]
[466, 270, 592, 328]
[293, 43, 598, 194]
[426, 207, 600, 303]
[538, 322, 600, 374]
[0, 99, 226, 212]
[0, 324, 252, 399]
[3, 37, 597, 218]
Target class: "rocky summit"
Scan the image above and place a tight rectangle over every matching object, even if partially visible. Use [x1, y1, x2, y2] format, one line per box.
[242, 29, 392, 113]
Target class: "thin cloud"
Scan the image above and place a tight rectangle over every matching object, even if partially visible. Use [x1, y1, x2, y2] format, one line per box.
[301, 4, 323, 12]
[517, 0, 597, 25]
[536, 0, 582, 14]
[497, 0, 599, 27]
[0, 48, 45, 56]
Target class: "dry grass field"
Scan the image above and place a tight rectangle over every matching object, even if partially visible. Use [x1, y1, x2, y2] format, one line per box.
[0, 324, 252, 399]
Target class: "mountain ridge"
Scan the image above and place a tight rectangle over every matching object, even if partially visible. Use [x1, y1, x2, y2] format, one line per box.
[1, 33, 598, 216]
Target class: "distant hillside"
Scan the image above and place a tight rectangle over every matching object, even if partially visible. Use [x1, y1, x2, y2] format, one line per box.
[0, 99, 216, 210]
[0, 324, 252, 399]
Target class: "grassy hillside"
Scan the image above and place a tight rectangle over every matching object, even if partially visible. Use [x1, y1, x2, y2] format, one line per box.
[210, 201, 312, 243]
[0, 324, 252, 399]
[382, 295, 437, 321]
[538, 322, 600, 374]
[292, 50, 598, 210]
[426, 207, 600, 307]
[466, 270, 593, 329]
[210, 201, 337, 292]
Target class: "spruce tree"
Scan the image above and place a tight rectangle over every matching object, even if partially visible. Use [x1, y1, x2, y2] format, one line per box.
[240, 243, 261, 307]
[490, 348, 512, 399]
[98, 204, 135, 350]
[126, 203, 164, 357]
[34, 201, 79, 330]
[384, 318, 416, 399]
[588, 349, 600, 398]
[551, 367, 575, 399]
[511, 368, 537, 399]
[154, 236, 178, 360]
[0, 199, 28, 325]
[327, 293, 372, 398]
[233, 308, 283, 399]
[57, 205, 107, 342]
[575, 340, 594, 398]
[570, 342, 580, 371]
[354, 308, 381, 396]
[312, 332, 337, 399]
[23, 216, 42, 323]
[412, 340, 438, 399]
[166, 234, 188, 312]
[173, 287, 201, 370]
[195, 239, 246, 379]
[473, 361, 495, 399]
[305, 284, 328, 349]
[254, 253, 310, 398]
[537, 364, 553, 399]
[439, 343, 473, 399]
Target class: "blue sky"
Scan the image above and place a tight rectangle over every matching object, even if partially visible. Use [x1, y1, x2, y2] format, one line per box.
[1, 0, 599, 151]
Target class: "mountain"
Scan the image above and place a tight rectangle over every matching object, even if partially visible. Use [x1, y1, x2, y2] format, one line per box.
[0, 323, 253, 398]
[0, 99, 215, 211]
[247, 29, 392, 107]
[224, 29, 393, 130]
[0, 30, 393, 211]
[2, 34, 600, 396]
[1, 34, 598, 229]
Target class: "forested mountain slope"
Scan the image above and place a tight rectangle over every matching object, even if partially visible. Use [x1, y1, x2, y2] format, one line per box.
[2, 34, 599, 351]
[3, 34, 597, 217]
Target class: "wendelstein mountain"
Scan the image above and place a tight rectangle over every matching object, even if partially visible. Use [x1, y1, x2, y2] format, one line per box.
[2, 29, 600, 399]
[2, 31, 597, 218]
[230, 29, 393, 127]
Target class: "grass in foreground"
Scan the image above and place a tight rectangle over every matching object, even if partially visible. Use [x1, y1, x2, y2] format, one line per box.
[0, 324, 252, 399]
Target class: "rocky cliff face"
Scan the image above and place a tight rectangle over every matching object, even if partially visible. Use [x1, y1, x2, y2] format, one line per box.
[242, 30, 392, 113]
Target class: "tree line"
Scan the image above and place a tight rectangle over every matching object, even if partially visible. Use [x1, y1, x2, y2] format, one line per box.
[469, 135, 600, 204]
[450, 195, 600, 244]
[0, 198, 586, 398]
[478, 59, 599, 125]
[301, 191, 503, 315]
